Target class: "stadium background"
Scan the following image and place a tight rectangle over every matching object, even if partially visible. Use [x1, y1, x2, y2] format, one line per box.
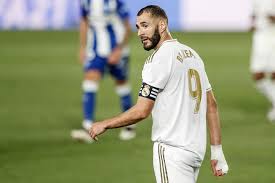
[0, 0, 275, 183]
[0, 0, 251, 31]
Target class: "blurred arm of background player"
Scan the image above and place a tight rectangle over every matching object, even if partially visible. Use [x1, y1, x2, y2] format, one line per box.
[108, 19, 131, 65]
[206, 90, 229, 176]
[79, 16, 88, 64]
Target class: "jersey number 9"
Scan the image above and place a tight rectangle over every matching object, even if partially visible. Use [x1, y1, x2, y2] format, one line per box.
[188, 69, 202, 113]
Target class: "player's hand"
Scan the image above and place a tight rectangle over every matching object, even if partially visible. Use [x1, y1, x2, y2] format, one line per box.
[108, 46, 122, 65]
[79, 47, 86, 64]
[210, 145, 229, 176]
[211, 159, 228, 176]
[88, 122, 107, 141]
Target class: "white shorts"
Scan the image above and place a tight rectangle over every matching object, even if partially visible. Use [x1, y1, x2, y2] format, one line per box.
[153, 142, 202, 183]
[250, 29, 275, 73]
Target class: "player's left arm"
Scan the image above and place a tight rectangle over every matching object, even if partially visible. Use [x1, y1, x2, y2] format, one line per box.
[89, 96, 154, 140]
[108, 18, 131, 65]
[119, 18, 131, 48]
[206, 90, 229, 177]
[116, 0, 131, 49]
[116, 0, 131, 48]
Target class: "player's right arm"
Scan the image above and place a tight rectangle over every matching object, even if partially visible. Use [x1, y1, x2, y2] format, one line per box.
[79, 16, 88, 64]
[88, 96, 154, 140]
[206, 90, 229, 176]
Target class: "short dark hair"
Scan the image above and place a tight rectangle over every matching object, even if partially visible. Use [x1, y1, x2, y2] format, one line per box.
[137, 5, 168, 24]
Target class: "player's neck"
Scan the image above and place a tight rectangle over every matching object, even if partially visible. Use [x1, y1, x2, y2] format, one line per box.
[155, 31, 173, 50]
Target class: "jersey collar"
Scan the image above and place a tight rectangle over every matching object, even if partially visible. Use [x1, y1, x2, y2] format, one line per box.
[158, 39, 177, 49]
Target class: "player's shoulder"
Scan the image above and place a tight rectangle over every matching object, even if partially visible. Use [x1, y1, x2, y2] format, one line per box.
[153, 39, 178, 59]
[178, 41, 202, 60]
[159, 39, 197, 54]
[159, 39, 179, 50]
[145, 39, 198, 64]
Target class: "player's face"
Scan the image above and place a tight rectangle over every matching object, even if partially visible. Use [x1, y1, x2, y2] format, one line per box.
[136, 13, 161, 51]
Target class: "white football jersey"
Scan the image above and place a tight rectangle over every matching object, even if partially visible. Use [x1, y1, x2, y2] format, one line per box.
[252, 0, 275, 30]
[141, 39, 211, 160]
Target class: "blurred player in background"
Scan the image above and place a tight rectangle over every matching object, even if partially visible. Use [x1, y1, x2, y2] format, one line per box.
[89, 5, 229, 183]
[250, 0, 275, 122]
[71, 0, 136, 143]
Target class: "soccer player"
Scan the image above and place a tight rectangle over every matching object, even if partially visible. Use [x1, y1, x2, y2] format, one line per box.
[250, 0, 275, 122]
[71, 0, 136, 143]
[89, 5, 229, 182]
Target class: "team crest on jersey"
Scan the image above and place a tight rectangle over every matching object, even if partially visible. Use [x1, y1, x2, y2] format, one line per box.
[141, 85, 151, 97]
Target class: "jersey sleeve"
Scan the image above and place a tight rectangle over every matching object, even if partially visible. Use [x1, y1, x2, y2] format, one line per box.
[116, 0, 130, 20]
[80, 0, 88, 18]
[142, 48, 173, 90]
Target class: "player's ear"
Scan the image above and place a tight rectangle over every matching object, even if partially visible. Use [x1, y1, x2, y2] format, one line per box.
[158, 19, 167, 33]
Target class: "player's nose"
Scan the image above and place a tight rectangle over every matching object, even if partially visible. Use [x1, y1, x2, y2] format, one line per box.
[137, 29, 144, 37]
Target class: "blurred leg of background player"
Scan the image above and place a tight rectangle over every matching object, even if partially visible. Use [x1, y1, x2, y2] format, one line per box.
[109, 56, 136, 140]
[251, 31, 275, 122]
[253, 72, 275, 122]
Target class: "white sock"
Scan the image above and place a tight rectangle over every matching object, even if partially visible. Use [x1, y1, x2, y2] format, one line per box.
[255, 79, 273, 102]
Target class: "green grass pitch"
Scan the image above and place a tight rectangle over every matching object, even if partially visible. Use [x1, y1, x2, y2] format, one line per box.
[0, 31, 275, 183]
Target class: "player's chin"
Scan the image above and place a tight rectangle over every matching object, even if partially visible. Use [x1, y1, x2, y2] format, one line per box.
[143, 43, 153, 51]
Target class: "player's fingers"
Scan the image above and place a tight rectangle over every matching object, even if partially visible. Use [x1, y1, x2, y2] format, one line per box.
[91, 132, 97, 140]
[88, 128, 93, 136]
[107, 57, 114, 64]
[89, 129, 96, 139]
[108, 58, 119, 65]
[210, 160, 218, 175]
[89, 128, 99, 141]
[216, 169, 223, 176]
[213, 163, 224, 176]
[108, 51, 120, 64]
[212, 164, 224, 176]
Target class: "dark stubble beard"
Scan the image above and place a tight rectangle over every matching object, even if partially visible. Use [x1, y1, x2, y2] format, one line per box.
[143, 27, 161, 51]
